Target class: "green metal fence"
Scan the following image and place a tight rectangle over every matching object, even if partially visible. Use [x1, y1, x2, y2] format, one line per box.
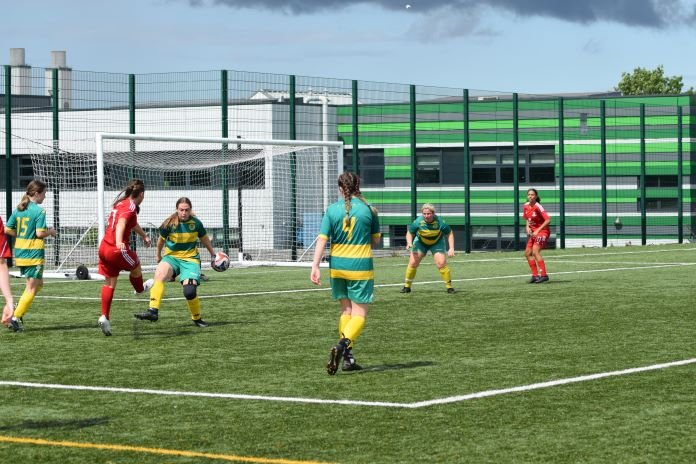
[1, 65, 694, 253]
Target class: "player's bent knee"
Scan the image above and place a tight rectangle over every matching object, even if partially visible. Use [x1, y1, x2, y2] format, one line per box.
[183, 284, 197, 300]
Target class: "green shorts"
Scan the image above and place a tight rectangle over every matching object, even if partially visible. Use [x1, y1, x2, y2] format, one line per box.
[20, 264, 44, 279]
[330, 277, 374, 304]
[161, 255, 201, 284]
[412, 237, 447, 256]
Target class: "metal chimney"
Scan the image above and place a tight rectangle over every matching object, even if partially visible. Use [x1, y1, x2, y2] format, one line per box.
[9, 48, 32, 96]
[51, 50, 67, 69]
[44, 50, 73, 110]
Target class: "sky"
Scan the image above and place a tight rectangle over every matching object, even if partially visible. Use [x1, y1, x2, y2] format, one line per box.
[3, 0, 696, 95]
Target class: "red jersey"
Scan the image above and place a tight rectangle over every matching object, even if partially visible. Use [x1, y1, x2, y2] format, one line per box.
[523, 202, 550, 232]
[102, 198, 139, 248]
[0, 216, 10, 258]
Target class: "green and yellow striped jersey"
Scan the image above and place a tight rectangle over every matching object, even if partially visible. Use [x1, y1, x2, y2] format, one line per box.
[408, 214, 452, 247]
[6, 201, 49, 266]
[319, 197, 380, 281]
[160, 216, 207, 263]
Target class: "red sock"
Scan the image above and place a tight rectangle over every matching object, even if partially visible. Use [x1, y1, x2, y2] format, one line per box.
[130, 275, 144, 294]
[527, 259, 538, 276]
[101, 285, 115, 319]
[538, 259, 547, 276]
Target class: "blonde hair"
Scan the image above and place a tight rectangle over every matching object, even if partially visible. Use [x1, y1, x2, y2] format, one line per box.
[337, 172, 378, 227]
[421, 203, 436, 214]
[17, 179, 47, 211]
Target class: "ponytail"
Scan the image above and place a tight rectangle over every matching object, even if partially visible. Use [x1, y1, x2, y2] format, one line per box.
[337, 172, 378, 226]
[17, 179, 47, 211]
[113, 179, 145, 207]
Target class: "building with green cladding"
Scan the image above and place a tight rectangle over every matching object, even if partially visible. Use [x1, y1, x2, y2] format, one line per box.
[336, 94, 695, 251]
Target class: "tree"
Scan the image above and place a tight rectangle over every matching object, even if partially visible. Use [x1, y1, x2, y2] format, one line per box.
[615, 65, 693, 95]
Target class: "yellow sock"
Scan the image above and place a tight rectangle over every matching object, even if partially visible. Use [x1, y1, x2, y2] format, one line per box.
[14, 290, 36, 319]
[149, 280, 165, 310]
[343, 315, 365, 346]
[404, 265, 417, 288]
[439, 266, 453, 289]
[339, 314, 351, 339]
[186, 297, 201, 320]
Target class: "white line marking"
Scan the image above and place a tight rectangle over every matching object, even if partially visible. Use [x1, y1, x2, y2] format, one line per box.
[409, 358, 696, 408]
[28, 261, 696, 300]
[2, 358, 694, 409]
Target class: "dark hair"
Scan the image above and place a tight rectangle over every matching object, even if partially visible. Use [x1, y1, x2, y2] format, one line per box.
[337, 172, 378, 227]
[113, 179, 145, 207]
[527, 188, 541, 203]
[17, 179, 47, 211]
[161, 197, 193, 229]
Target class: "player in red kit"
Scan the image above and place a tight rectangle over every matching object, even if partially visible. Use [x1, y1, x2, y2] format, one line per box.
[0, 215, 15, 326]
[523, 188, 551, 283]
[97, 179, 152, 335]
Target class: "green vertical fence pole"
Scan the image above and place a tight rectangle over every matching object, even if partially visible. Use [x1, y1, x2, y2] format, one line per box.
[4, 65, 13, 266]
[4, 66, 12, 225]
[351, 80, 359, 174]
[289, 75, 297, 261]
[463, 89, 471, 254]
[600, 100, 607, 247]
[513, 93, 519, 250]
[677, 105, 683, 243]
[558, 97, 565, 249]
[221, 70, 230, 255]
[640, 103, 646, 245]
[409, 84, 417, 220]
[52, 68, 61, 266]
[128, 74, 135, 181]
[127, 74, 137, 251]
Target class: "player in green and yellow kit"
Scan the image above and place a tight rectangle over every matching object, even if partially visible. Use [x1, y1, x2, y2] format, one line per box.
[4, 180, 57, 332]
[400, 203, 455, 294]
[311, 172, 381, 375]
[134, 197, 218, 327]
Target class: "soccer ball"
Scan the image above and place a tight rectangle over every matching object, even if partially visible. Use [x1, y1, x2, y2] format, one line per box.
[211, 251, 230, 272]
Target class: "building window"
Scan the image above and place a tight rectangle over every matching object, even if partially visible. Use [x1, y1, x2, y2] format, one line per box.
[471, 146, 555, 185]
[638, 198, 678, 211]
[343, 149, 385, 187]
[643, 175, 678, 188]
[413, 148, 467, 186]
[19, 156, 35, 188]
[416, 152, 440, 184]
[389, 225, 408, 248]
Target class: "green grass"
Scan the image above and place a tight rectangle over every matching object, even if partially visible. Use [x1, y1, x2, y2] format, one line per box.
[1, 244, 695, 463]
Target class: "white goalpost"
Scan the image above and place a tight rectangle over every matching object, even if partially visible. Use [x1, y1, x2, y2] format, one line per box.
[29, 133, 342, 278]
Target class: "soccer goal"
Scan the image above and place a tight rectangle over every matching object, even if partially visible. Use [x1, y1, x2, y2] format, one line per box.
[29, 133, 342, 277]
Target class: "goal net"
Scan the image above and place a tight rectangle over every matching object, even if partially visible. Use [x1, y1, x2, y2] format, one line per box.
[29, 133, 342, 277]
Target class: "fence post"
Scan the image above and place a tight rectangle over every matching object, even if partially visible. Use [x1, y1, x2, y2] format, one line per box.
[463, 89, 471, 254]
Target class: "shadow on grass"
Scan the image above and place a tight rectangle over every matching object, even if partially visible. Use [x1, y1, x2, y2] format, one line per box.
[130, 319, 256, 339]
[347, 360, 435, 374]
[0, 417, 110, 431]
[24, 323, 97, 333]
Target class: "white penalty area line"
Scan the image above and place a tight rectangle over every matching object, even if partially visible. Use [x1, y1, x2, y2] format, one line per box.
[2, 358, 694, 409]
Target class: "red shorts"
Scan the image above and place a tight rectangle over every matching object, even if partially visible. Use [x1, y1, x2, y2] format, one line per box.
[0, 232, 10, 259]
[98, 242, 141, 277]
[526, 231, 550, 250]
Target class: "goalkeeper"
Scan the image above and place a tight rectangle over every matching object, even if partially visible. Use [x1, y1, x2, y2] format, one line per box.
[134, 197, 217, 328]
